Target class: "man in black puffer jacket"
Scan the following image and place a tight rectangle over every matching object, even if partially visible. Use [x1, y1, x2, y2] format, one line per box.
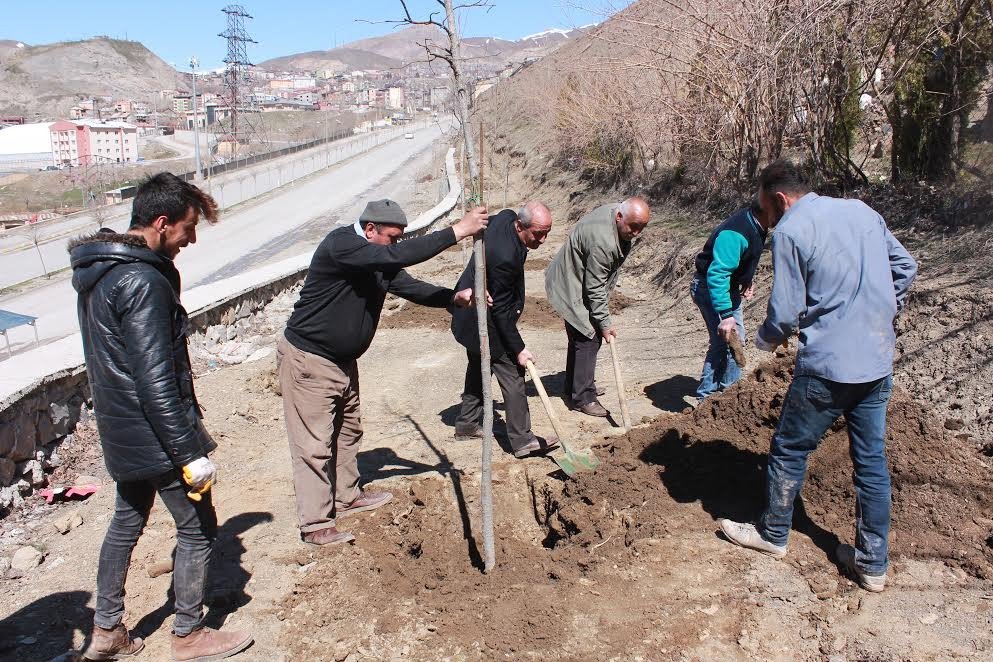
[70, 173, 252, 662]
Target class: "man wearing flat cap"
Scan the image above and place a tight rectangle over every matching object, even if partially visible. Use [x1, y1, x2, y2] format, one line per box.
[279, 199, 488, 546]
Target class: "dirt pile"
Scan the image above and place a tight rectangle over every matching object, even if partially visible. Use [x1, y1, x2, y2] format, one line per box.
[278, 476, 577, 659]
[544, 353, 993, 580]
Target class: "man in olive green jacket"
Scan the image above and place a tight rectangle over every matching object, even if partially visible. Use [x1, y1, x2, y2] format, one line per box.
[544, 197, 651, 417]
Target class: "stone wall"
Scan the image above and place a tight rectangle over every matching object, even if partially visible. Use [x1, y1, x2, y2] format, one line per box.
[0, 269, 307, 508]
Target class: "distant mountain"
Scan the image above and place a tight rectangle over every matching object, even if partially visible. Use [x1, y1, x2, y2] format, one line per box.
[257, 24, 592, 75]
[0, 37, 186, 119]
[260, 47, 402, 75]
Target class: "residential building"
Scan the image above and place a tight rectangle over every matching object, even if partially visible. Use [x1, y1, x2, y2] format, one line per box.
[387, 87, 405, 110]
[172, 94, 203, 113]
[49, 119, 139, 166]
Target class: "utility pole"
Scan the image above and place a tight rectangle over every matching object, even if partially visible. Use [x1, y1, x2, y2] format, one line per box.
[219, 4, 257, 158]
[190, 56, 202, 180]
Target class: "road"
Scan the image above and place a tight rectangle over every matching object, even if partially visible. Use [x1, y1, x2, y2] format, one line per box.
[0, 123, 430, 289]
[0, 122, 453, 359]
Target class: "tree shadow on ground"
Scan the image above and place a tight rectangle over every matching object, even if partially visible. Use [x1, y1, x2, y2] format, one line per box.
[437, 404, 518, 457]
[358, 447, 453, 482]
[404, 414, 483, 570]
[643, 375, 699, 413]
[132, 511, 273, 639]
[640, 429, 839, 558]
[0, 590, 92, 661]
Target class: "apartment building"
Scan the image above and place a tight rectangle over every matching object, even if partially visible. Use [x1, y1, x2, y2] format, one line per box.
[49, 119, 139, 166]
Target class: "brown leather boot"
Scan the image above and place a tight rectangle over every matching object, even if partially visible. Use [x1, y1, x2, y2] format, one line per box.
[301, 526, 355, 546]
[172, 627, 253, 662]
[82, 623, 144, 660]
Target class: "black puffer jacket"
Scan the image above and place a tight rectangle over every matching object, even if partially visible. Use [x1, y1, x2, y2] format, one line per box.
[69, 231, 215, 482]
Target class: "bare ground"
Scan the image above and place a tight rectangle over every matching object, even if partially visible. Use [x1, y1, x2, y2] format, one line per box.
[2, 199, 993, 661]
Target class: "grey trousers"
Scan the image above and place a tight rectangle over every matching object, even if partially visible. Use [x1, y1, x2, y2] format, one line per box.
[456, 351, 533, 452]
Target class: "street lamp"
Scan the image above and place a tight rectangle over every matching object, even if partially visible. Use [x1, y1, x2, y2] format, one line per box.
[190, 56, 202, 180]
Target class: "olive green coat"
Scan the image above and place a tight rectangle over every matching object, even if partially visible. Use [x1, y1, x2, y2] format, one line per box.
[544, 203, 632, 339]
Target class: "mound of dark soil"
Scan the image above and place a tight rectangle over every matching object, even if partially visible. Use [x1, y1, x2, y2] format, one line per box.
[545, 353, 993, 579]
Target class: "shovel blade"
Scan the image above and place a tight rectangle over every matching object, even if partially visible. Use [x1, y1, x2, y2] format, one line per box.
[553, 444, 599, 477]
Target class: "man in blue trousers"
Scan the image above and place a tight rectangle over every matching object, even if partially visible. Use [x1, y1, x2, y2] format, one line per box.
[718, 160, 917, 593]
[689, 199, 770, 404]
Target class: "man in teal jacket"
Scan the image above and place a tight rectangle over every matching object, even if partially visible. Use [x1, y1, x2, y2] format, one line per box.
[690, 200, 771, 401]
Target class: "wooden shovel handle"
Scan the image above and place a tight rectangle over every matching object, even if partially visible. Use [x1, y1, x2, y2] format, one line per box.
[607, 337, 633, 431]
[525, 360, 567, 442]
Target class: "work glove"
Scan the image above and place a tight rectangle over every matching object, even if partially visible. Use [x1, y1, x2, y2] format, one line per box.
[182, 456, 216, 499]
[754, 330, 778, 352]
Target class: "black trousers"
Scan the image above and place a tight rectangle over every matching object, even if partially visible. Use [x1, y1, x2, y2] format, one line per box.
[565, 322, 602, 407]
[456, 351, 533, 452]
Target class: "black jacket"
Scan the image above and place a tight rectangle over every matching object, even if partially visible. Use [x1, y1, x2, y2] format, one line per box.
[284, 224, 457, 363]
[69, 232, 216, 483]
[451, 210, 527, 358]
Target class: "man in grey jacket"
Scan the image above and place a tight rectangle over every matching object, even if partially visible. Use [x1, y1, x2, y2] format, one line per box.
[545, 197, 651, 417]
[718, 160, 917, 593]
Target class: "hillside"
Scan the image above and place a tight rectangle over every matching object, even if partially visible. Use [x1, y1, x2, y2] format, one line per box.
[258, 24, 589, 75]
[475, 0, 993, 449]
[0, 37, 186, 119]
[259, 47, 402, 75]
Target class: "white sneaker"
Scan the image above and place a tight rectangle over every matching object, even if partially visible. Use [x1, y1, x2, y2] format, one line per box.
[836, 543, 886, 592]
[718, 519, 787, 559]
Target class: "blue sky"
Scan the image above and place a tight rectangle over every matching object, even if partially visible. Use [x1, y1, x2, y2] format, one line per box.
[3, 1, 630, 70]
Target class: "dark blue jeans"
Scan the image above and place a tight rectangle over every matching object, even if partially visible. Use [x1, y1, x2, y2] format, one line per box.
[758, 374, 893, 575]
[690, 275, 744, 399]
[94, 470, 217, 635]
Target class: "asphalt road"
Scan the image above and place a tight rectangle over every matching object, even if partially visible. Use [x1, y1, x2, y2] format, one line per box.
[0, 121, 453, 360]
[0, 123, 427, 289]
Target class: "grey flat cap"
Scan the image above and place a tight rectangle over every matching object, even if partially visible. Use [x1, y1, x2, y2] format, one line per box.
[359, 199, 407, 227]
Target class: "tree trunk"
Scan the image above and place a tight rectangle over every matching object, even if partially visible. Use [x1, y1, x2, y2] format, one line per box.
[443, 0, 495, 574]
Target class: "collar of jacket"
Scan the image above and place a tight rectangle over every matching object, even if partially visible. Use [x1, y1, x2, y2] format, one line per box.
[68, 230, 181, 294]
[777, 192, 819, 231]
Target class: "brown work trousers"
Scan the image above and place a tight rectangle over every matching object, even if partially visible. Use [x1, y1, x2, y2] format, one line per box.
[277, 335, 363, 533]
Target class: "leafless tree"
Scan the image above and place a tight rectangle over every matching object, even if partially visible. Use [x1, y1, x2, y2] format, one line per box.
[388, 0, 498, 573]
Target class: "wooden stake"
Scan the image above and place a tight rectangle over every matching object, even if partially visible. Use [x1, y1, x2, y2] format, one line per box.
[441, 0, 495, 573]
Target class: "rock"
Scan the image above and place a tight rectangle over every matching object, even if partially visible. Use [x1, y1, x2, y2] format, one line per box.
[74, 474, 101, 487]
[245, 347, 273, 363]
[333, 641, 351, 661]
[0, 557, 10, 576]
[11, 546, 44, 571]
[225, 325, 239, 341]
[147, 558, 174, 578]
[0, 458, 15, 486]
[20, 459, 46, 488]
[0, 485, 23, 509]
[944, 418, 965, 431]
[53, 512, 84, 535]
[973, 516, 993, 528]
[919, 613, 939, 625]
[800, 626, 818, 640]
[50, 402, 71, 437]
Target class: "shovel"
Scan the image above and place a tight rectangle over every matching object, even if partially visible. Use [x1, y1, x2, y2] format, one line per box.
[525, 360, 599, 477]
[607, 337, 633, 431]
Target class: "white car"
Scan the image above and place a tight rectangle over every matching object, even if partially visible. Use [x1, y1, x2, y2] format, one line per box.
[404, 132, 414, 140]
